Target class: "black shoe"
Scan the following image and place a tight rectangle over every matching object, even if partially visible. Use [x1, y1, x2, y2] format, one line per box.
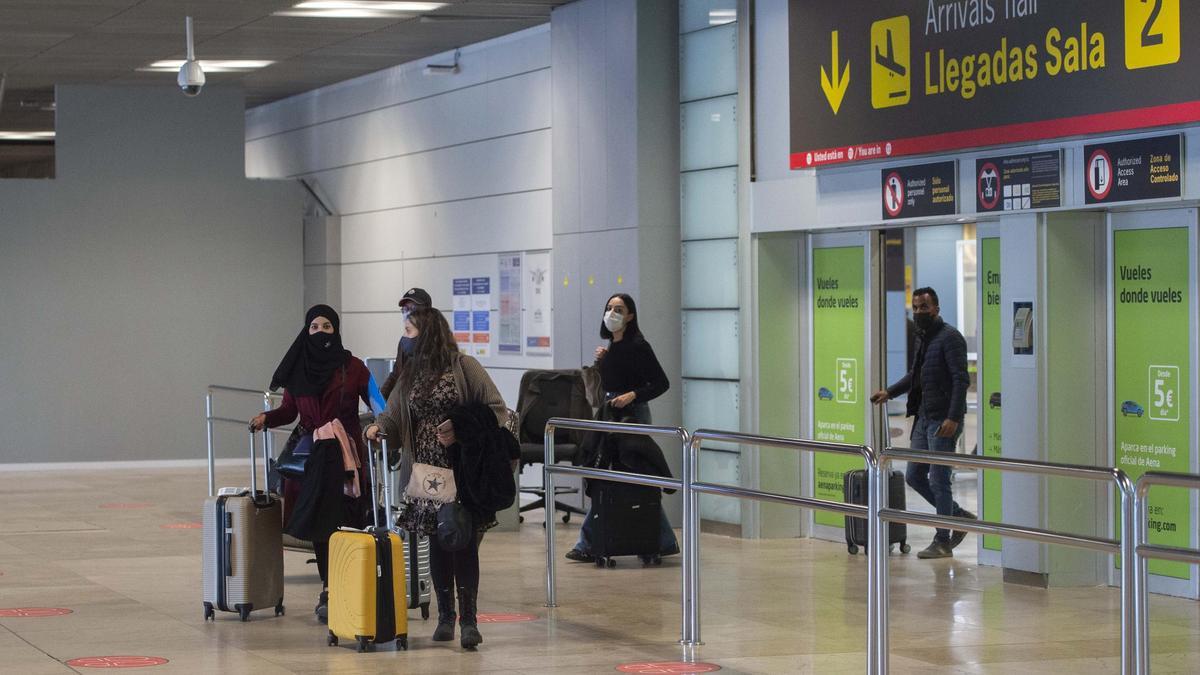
[458, 586, 482, 649]
[917, 540, 953, 559]
[432, 587, 456, 641]
[949, 510, 977, 549]
[565, 548, 594, 563]
[315, 590, 328, 624]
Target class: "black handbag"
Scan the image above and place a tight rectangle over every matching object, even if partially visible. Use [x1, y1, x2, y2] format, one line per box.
[436, 501, 473, 552]
[273, 426, 312, 480]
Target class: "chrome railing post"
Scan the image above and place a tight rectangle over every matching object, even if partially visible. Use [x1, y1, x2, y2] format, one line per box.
[682, 433, 701, 645]
[544, 422, 558, 608]
[867, 450, 888, 675]
[1114, 470, 1138, 675]
[205, 391, 216, 497]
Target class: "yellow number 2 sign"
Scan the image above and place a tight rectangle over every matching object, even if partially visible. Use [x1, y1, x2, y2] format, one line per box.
[1125, 0, 1180, 70]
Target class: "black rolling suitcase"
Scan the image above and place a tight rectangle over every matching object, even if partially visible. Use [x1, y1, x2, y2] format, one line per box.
[590, 481, 664, 568]
[843, 469, 910, 555]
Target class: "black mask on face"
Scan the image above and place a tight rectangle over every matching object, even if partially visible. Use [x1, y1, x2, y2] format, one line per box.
[307, 330, 338, 350]
[913, 312, 935, 333]
[399, 336, 416, 357]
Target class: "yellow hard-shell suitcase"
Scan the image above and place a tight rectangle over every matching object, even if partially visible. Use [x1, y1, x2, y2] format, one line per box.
[327, 526, 408, 651]
[327, 436, 408, 652]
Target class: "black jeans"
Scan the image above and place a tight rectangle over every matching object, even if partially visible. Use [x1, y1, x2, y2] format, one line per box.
[429, 529, 481, 594]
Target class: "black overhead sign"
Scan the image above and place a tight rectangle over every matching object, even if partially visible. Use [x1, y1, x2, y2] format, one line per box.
[882, 161, 957, 220]
[790, 1, 1200, 168]
[1084, 134, 1182, 205]
[975, 150, 1062, 212]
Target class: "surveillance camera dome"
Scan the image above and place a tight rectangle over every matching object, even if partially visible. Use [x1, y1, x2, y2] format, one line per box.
[178, 59, 205, 97]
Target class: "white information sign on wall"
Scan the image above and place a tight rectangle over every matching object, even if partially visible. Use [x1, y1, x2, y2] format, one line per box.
[524, 251, 552, 355]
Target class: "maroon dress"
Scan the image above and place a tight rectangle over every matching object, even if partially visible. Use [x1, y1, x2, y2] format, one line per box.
[263, 354, 372, 526]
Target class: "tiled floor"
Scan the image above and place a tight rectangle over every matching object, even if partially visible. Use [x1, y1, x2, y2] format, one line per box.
[0, 465, 1196, 674]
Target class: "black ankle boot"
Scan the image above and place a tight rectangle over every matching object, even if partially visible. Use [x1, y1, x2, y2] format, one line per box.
[458, 586, 482, 649]
[314, 589, 328, 624]
[432, 587, 456, 641]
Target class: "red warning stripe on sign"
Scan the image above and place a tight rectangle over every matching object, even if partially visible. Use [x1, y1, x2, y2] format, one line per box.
[791, 101, 1200, 169]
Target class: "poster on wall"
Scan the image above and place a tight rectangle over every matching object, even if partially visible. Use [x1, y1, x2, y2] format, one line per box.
[452, 278, 471, 347]
[498, 254, 523, 355]
[811, 246, 867, 528]
[524, 251, 552, 355]
[1113, 227, 1191, 579]
[789, 1, 1200, 167]
[979, 238, 1002, 552]
[471, 277, 492, 358]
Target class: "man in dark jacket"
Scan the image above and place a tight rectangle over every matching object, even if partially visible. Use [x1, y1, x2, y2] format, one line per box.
[871, 287, 976, 559]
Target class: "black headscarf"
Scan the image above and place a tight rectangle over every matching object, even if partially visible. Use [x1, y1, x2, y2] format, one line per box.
[269, 304, 351, 397]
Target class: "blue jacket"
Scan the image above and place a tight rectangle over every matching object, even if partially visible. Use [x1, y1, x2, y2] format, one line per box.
[886, 317, 969, 423]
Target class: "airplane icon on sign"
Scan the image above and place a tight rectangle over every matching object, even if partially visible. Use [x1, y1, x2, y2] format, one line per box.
[875, 30, 906, 94]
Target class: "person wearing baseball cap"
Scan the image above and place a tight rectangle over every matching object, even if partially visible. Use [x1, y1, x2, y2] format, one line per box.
[380, 287, 433, 400]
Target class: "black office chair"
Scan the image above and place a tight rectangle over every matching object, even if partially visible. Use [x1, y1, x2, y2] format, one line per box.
[515, 369, 593, 524]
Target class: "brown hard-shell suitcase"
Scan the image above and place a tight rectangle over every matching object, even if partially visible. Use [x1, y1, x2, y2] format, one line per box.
[202, 428, 285, 621]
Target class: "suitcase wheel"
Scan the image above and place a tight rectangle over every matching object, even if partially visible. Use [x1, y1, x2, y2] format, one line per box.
[562, 513, 571, 524]
[847, 543, 859, 555]
[420, 603, 430, 620]
[518, 515, 524, 523]
[594, 557, 605, 568]
[639, 555, 662, 567]
[237, 604, 252, 622]
[275, 600, 285, 617]
[328, 631, 338, 647]
[605, 557, 616, 569]
[357, 636, 370, 652]
[900, 542, 911, 554]
[203, 603, 214, 622]
[396, 635, 409, 651]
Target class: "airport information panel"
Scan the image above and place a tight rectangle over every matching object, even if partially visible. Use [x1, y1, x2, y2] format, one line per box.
[790, 1, 1199, 167]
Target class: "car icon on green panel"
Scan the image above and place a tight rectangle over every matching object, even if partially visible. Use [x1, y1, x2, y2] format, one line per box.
[818, 387, 834, 401]
[1120, 400, 1144, 417]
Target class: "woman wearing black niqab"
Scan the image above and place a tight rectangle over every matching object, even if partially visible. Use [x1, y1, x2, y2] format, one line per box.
[251, 305, 373, 624]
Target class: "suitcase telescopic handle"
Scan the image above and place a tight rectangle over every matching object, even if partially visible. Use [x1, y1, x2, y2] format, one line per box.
[367, 431, 385, 530]
[378, 433, 395, 532]
[246, 425, 271, 503]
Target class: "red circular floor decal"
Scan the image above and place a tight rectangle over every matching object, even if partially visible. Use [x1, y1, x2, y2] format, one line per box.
[616, 663, 721, 674]
[161, 522, 202, 529]
[476, 612, 537, 623]
[99, 503, 154, 509]
[0, 607, 74, 617]
[65, 656, 169, 668]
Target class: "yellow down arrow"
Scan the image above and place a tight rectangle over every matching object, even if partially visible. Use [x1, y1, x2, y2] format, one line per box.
[820, 30, 850, 115]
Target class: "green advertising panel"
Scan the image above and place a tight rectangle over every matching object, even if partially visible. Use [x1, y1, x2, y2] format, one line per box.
[1114, 227, 1192, 579]
[980, 238, 1002, 552]
[812, 246, 867, 527]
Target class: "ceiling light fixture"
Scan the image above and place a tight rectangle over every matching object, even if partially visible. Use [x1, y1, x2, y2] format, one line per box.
[141, 60, 275, 73]
[274, 1, 445, 18]
[0, 131, 55, 141]
[708, 9, 737, 26]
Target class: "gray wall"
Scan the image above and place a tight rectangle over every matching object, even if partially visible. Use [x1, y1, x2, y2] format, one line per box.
[0, 85, 305, 464]
[552, 0, 683, 519]
[245, 26, 553, 406]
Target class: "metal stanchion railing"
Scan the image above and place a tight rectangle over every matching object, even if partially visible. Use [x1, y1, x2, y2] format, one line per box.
[543, 417, 690, 643]
[686, 430, 880, 667]
[204, 385, 282, 496]
[1134, 471, 1200, 674]
[876, 447, 1138, 675]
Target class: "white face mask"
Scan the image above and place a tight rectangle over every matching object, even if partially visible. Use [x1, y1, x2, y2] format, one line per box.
[604, 310, 626, 332]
